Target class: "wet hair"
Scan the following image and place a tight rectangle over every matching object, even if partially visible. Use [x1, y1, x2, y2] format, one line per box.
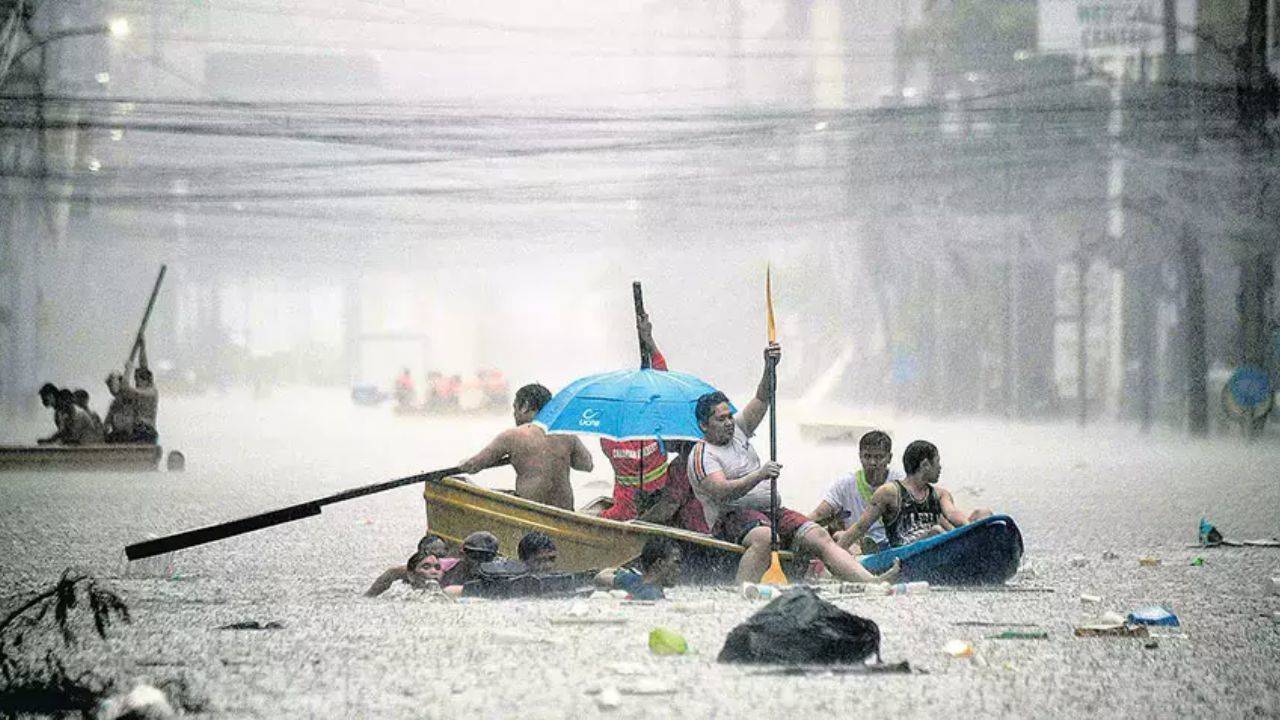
[514, 383, 551, 413]
[517, 531, 556, 562]
[416, 533, 445, 554]
[406, 550, 441, 572]
[55, 389, 74, 407]
[406, 551, 425, 571]
[73, 389, 90, 407]
[902, 440, 939, 475]
[637, 537, 680, 571]
[859, 430, 892, 453]
[135, 367, 153, 383]
[694, 391, 730, 427]
[38, 383, 58, 399]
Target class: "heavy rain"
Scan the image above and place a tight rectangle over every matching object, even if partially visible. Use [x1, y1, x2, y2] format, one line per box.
[1, 1, 1278, 717]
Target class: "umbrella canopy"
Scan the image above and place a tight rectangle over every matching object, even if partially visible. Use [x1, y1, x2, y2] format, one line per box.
[533, 368, 733, 442]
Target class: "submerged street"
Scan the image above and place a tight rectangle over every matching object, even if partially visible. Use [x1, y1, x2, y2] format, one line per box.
[2, 390, 1277, 717]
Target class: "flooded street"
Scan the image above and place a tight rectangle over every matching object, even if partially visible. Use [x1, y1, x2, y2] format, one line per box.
[3, 390, 1278, 717]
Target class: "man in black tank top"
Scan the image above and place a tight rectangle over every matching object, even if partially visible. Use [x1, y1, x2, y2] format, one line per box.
[835, 440, 993, 550]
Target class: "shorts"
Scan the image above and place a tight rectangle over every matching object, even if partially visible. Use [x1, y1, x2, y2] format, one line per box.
[713, 507, 817, 552]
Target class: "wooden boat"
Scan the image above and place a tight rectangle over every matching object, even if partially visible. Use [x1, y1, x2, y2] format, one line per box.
[859, 515, 1024, 585]
[0, 444, 164, 472]
[423, 476, 802, 584]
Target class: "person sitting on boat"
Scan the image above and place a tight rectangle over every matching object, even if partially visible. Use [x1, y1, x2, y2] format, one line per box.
[808, 430, 900, 555]
[597, 313, 708, 533]
[687, 343, 900, 586]
[394, 367, 416, 409]
[36, 383, 65, 445]
[442, 531, 501, 593]
[109, 338, 159, 444]
[103, 372, 135, 443]
[73, 389, 105, 441]
[835, 440, 992, 550]
[49, 389, 101, 445]
[365, 548, 446, 597]
[457, 383, 593, 511]
[517, 531, 558, 574]
[595, 537, 682, 600]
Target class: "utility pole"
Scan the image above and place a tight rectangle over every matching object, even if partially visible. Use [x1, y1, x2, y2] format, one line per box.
[1236, 0, 1277, 438]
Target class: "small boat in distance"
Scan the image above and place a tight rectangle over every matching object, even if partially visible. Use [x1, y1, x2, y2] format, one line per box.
[0, 444, 164, 472]
[423, 476, 803, 584]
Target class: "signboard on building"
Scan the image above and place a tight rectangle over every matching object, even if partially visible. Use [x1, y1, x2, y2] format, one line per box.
[1039, 0, 1197, 57]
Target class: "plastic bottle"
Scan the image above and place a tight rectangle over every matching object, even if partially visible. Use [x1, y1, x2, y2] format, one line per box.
[741, 583, 780, 600]
[887, 581, 930, 596]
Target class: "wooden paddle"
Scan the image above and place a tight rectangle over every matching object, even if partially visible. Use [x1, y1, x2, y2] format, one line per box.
[124, 463, 489, 560]
[760, 265, 789, 586]
[126, 265, 167, 368]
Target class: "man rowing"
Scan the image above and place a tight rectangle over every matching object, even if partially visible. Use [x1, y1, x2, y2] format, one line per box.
[835, 440, 992, 550]
[105, 337, 159, 444]
[458, 383, 593, 510]
[687, 343, 899, 585]
[597, 313, 707, 532]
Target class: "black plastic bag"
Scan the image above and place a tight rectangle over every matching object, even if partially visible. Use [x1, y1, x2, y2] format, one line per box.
[718, 586, 880, 664]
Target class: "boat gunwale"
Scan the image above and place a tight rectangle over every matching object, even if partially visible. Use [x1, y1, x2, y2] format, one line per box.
[424, 475, 789, 558]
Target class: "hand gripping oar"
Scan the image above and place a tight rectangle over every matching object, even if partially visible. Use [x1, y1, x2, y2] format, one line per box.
[760, 265, 789, 586]
[125, 464, 472, 560]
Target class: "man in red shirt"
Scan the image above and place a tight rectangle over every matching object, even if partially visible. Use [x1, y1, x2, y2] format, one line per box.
[598, 315, 709, 533]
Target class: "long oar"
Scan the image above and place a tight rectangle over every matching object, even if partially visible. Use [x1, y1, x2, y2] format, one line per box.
[633, 281, 651, 369]
[126, 265, 167, 368]
[760, 265, 789, 586]
[125, 464, 476, 560]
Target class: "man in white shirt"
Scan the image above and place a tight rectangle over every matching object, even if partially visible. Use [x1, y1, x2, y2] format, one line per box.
[687, 343, 899, 585]
[809, 430, 901, 554]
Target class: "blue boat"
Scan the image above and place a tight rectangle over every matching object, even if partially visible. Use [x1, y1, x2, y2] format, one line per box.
[859, 515, 1024, 585]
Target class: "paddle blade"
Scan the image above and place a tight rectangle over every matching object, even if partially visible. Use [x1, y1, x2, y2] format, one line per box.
[765, 265, 777, 343]
[761, 551, 789, 586]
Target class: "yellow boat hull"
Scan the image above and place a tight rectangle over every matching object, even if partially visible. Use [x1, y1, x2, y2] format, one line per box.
[423, 476, 800, 584]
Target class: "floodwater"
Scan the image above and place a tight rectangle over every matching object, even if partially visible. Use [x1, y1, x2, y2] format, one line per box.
[2, 389, 1279, 717]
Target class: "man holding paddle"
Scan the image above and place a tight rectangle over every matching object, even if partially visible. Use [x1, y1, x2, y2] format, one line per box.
[687, 343, 900, 585]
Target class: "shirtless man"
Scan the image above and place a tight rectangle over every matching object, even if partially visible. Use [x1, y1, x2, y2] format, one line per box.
[835, 440, 992, 550]
[458, 383, 593, 510]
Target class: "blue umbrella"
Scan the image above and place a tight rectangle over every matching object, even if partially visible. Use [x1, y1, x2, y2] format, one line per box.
[533, 368, 733, 442]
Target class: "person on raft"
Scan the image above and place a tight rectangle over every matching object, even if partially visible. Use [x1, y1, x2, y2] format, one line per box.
[595, 537, 682, 600]
[835, 440, 993, 550]
[809, 430, 900, 555]
[596, 313, 708, 532]
[364, 534, 458, 597]
[105, 338, 159, 444]
[457, 383, 593, 510]
[73, 389, 105, 440]
[686, 342, 900, 585]
[36, 383, 65, 444]
[37, 387, 101, 445]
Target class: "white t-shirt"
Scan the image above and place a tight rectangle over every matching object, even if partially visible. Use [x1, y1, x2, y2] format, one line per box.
[820, 468, 903, 546]
[687, 419, 773, 528]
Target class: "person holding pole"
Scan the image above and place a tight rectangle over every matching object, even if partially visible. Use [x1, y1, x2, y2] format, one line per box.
[597, 305, 708, 532]
[685, 344, 900, 585]
[107, 337, 158, 444]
